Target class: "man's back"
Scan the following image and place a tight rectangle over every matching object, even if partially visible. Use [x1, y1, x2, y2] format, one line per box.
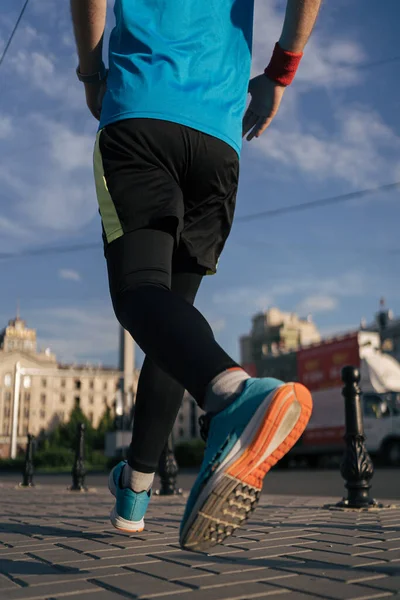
[100, 0, 255, 155]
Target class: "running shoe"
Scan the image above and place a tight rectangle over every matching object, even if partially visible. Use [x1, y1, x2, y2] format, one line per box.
[180, 378, 312, 552]
[108, 460, 151, 533]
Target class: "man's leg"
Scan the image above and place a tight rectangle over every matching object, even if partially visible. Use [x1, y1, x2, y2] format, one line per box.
[125, 269, 203, 489]
[107, 226, 240, 405]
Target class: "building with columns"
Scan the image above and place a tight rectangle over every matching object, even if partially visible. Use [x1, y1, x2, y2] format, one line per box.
[0, 316, 139, 459]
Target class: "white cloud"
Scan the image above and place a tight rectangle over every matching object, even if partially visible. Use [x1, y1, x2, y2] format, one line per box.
[253, 107, 400, 187]
[213, 271, 366, 316]
[59, 269, 81, 282]
[210, 318, 226, 334]
[248, 3, 400, 188]
[296, 295, 338, 315]
[9, 51, 82, 108]
[0, 113, 98, 237]
[0, 116, 12, 139]
[252, 2, 366, 88]
[28, 305, 119, 364]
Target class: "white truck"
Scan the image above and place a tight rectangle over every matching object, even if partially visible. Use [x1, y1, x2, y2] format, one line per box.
[291, 331, 400, 466]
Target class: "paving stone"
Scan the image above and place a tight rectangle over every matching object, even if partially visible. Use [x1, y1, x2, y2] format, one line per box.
[60, 556, 158, 570]
[0, 579, 101, 600]
[150, 581, 289, 600]
[0, 558, 61, 577]
[54, 539, 121, 553]
[46, 589, 124, 600]
[180, 556, 303, 575]
[268, 574, 394, 599]
[284, 550, 385, 568]
[357, 576, 400, 592]
[0, 573, 19, 591]
[127, 561, 216, 581]
[77, 545, 178, 561]
[17, 565, 139, 587]
[225, 546, 313, 560]
[359, 541, 400, 551]
[175, 568, 297, 588]
[293, 541, 384, 557]
[26, 548, 87, 563]
[91, 571, 191, 598]
[272, 560, 390, 584]
[1, 488, 399, 599]
[356, 550, 400, 562]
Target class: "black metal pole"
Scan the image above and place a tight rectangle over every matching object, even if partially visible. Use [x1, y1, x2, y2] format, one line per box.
[156, 434, 182, 496]
[20, 434, 34, 487]
[70, 423, 87, 492]
[338, 366, 376, 508]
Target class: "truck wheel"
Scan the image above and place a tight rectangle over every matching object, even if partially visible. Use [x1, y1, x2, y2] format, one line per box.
[383, 440, 400, 467]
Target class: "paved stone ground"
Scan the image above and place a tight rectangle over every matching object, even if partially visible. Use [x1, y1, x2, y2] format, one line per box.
[0, 483, 399, 600]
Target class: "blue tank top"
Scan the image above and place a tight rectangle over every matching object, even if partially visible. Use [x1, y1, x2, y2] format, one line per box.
[99, 0, 254, 156]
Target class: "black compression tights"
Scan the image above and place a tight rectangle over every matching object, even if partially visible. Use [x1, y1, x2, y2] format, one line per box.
[106, 227, 238, 472]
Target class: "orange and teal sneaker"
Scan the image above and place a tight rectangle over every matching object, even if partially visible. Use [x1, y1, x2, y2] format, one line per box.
[179, 378, 312, 552]
[108, 460, 151, 533]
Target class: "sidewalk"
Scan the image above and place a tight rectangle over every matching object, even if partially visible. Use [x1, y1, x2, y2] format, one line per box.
[0, 483, 399, 600]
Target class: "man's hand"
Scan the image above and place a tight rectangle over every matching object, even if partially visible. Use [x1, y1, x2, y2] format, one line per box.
[84, 79, 107, 120]
[242, 74, 285, 141]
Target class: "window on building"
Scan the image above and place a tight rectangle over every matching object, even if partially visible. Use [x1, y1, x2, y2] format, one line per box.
[4, 373, 12, 387]
[24, 407, 29, 418]
[41, 378, 47, 388]
[179, 427, 185, 438]
[3, 420, 9, 435]
[40, 394, 46, 405]
[60, 394, 66, 404]
[4, 407, 10, 418]
[23, 376, 31, 389]
[178, 413, 184, 423]
[74, 396, 80, 407]
[61, 378, 66, 388]
[23, 423, 28, 434]
[103, 396, 108, 406]
[89, 396, 94, 405]
[24, 392, 30, 403]
[103, 381, 108, 390]
[89, 412, 94, 424]
[74, 379, 81, 390]
[4, 391, 11, 403]
[89, 380, 94, 390]
[40, 409, 46, 419]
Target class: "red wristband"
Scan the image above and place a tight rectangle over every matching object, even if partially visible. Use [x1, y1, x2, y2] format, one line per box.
[264, 42, 303, 86]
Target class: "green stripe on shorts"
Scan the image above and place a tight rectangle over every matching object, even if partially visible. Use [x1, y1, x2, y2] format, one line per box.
[93, 130, 123, 244]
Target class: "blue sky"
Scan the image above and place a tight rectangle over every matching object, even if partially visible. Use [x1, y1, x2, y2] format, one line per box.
[0, 0, 399, 368]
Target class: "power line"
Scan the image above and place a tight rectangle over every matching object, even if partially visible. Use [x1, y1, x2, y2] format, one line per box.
[235, 181, 400, 223]
[0, 0, 30, 70]
[1, 179, 399, 261]
[0, 242, 99, 261]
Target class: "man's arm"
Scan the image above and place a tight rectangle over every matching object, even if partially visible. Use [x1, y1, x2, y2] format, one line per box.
[279, 0, 322, 53]
[70, 0, 106, 73]
[70, 0, 107, 120]
[243, 0, 322, 141]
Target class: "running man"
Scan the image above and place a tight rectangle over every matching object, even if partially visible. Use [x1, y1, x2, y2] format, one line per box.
[70, 0, 321, 552]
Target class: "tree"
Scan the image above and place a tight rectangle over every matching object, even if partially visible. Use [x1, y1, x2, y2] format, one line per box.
[93, 405, 115, 450]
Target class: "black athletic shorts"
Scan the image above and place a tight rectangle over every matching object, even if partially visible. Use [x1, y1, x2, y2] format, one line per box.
[93, 119, 239, 274]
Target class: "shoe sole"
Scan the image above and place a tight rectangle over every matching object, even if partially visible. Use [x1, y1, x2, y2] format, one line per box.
[110, 505, 145, 533]
[108, 465, 145, 533]
[180, 382, 312, 552]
